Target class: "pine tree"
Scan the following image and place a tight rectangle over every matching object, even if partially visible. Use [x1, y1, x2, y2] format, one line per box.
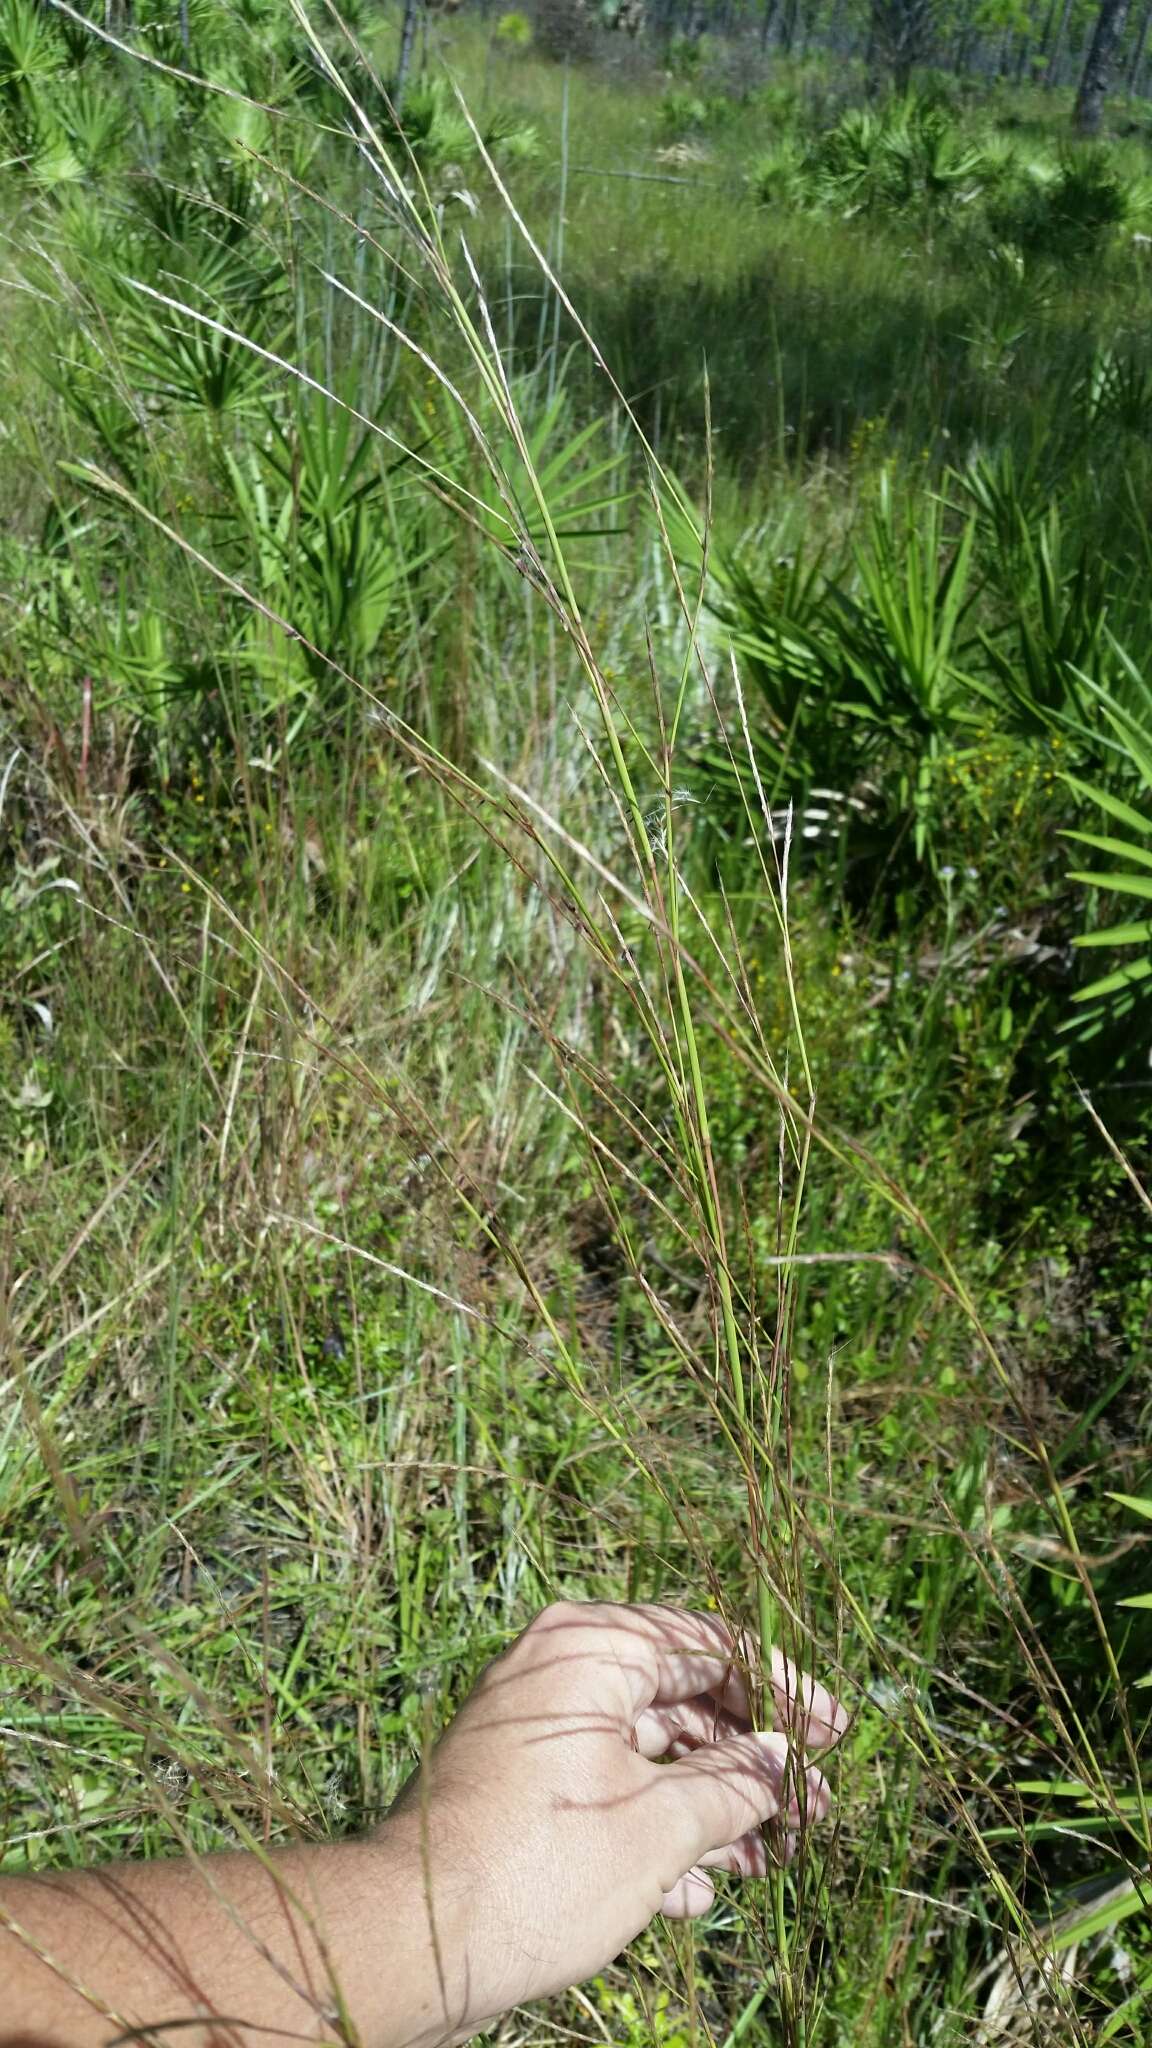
[1073, 0, 1133, 134]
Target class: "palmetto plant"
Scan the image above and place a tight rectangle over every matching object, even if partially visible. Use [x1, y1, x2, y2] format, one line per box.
[0, 0, 127, 188]
[823, 478, 980, 855]
[1108, 1491, 1152, 1688]
[23, 125, 84, 188]
[119, 288, 287, 418]
[42, 333, 147, 484]
[953, 446, 1045, 583]
[1079, 345, 1152, 439]
[952, 453, 1133, 742]
[688, 526, 865, 876]
[701, 475, 979, 859]
[0, 0, 63, 107]
[57, 78, 130, 175]
[809, 94, 986, 220]
[706, 530, 842, 796]
[132, 0, 298, 86]
[978, 506, 1109, 739]
[373, 75, 539, 180]
[131, 163, 271, 275]
[877, 100, 986, 212]
[217, 397, 439, 714]
[1046, 149, 1132, 253]
[455, 376, 631, 560]
[0, 0, 65, 174]
[38, 128, 291, 423]
[109, 203, 289, 417]
[991, 147, 1132, 261]
[810, 104, 886, 213]
[837, 477, 978, 730]
[132, 156, 279, 311]
[1062, 700, 1152, 1044]
[748, 140, 807, 209]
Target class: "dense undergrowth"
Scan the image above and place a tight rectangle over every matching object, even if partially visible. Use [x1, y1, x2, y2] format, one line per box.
[3, 4, 1152, 2045]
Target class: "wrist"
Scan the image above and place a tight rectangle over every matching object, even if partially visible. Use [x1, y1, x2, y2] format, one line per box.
[363, 1814, 477, 2048]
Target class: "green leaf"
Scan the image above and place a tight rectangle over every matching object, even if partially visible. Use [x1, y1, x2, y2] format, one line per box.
[1107, 1492, 1152, 1522]
[1074, 924, 1152, 947]
[1068, 870, 1152, 901]
[1072, 959, 1152, 1002]
[1063, 777, 1152, 836]
[1102, 703, 1152, 792]
[1012, 1779, 1097, 1798]
[1118, 1592, 1152, 1609]
[1063, 830, 1152, 871]
[982, 1816, 1136, 1841]
[1100, 1975, 1152, 2045]
[1045, 1879, 1149, 1954]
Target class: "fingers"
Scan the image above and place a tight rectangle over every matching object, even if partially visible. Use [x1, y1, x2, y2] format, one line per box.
[767, 1648, 848, 1753]
[661, 1832, 801, 1919]
[700, 1827, 769, 1879]
[636, 1659, 848, 1761]
[619, 1608, 847, 1753]
[660, 1867, 716, 1919]
[701, 1827, 800, 1875]
[658, 1730, 830, 1871]
[504, 1602, 847, 1756]
[511, 1602, 755, 1724]
[633, 1695, 747, 1760]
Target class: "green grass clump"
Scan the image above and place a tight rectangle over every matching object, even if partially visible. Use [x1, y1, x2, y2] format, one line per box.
[3, 5, 1152, 2045]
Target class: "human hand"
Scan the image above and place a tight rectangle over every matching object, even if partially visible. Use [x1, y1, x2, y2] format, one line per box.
[378, 1600, 846, 2045]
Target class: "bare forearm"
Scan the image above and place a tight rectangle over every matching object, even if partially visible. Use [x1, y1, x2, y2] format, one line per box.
[0, 1832, 449, 2048]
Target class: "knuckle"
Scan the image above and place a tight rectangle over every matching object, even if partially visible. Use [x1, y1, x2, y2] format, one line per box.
[525, 1598, 585, 1632]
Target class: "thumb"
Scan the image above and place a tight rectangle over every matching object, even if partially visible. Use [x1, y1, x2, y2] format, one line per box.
[659, 1731, 827, 1868]
[660, 1867, 716, 1919]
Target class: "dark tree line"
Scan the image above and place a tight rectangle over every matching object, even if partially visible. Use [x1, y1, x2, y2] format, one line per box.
[864, 0, 1151, 119]
[871, 0, 1150, 122]
[591, 0, 1152, 126]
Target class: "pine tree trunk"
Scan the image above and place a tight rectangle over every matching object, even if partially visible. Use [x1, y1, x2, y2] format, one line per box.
[395, 0, 422, 113]
[1128, 0, 1152, 83]
[1044, 0, 1076, 85]
[759, 0, 780, 49]
[1073, 0, 1132, 131]
[867, 0, 935, 96]
[796, 0, 820, 58]
[1037, 0, 1060, 64]
[952, 21, 978, 72]
[866, 0, 886, 94]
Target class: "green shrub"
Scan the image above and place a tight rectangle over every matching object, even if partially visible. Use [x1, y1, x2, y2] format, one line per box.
[1062, 697, 1152, 1049]
[494, 9, 533, 48]
[989, 147, 1131, 261]
[665, 30, 704, 78]
[811, 95, 987, 219]
[656, 87, 734, 139]
[748, 140, 807, 208]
